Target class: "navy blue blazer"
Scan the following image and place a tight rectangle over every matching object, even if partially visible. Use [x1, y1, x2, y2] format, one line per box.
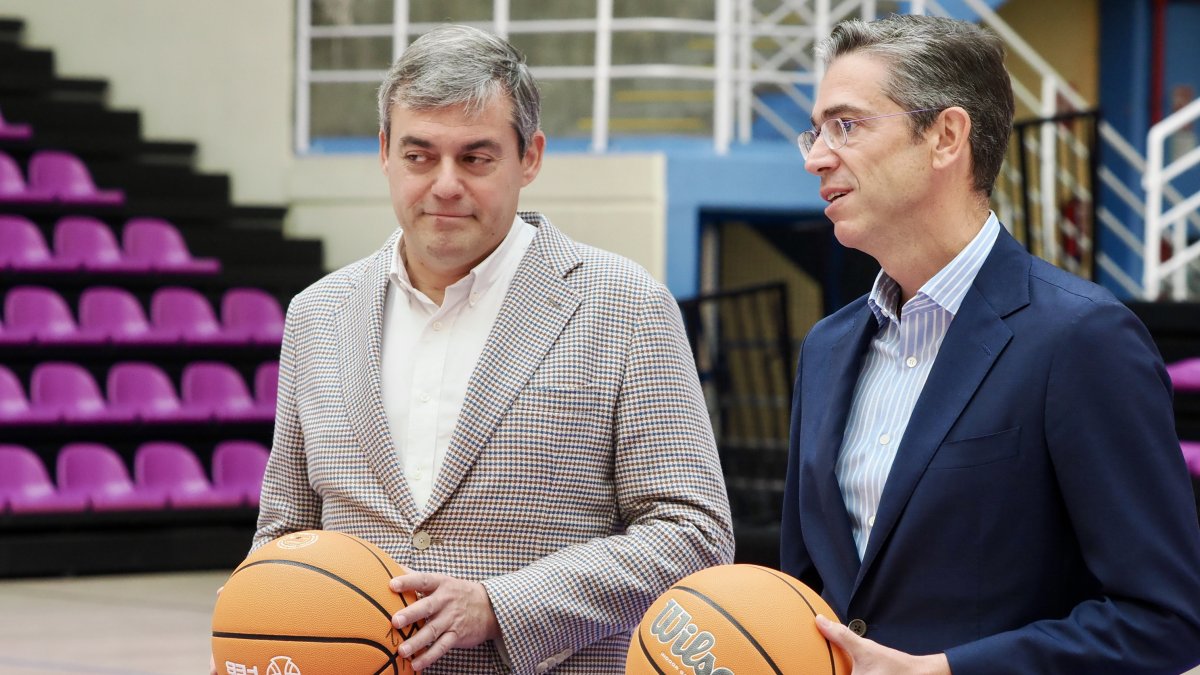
[781, 228, 1200, 674]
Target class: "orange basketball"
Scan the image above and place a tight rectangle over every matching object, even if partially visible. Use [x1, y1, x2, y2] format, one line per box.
[627, 564, 851, 675]
[212, 530, 422, 675]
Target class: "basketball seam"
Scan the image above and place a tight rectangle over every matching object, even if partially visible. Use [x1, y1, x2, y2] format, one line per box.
[635, 629, 669, 675]
[231, 559, 396, 625]
[372, 649, 401, 675]
[751, 566, 839, 675]
[674, 585, 783, 675]
[212, 631, 398, 660]
[338, 532, 414, 610]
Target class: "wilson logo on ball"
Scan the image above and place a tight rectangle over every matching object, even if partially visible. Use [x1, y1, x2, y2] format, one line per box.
[649, 598, 734, 675]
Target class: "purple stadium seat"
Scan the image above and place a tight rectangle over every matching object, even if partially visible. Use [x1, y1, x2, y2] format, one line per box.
[134, 442, 242, 509]
[1167, 358, 1200, 393]
[0, 106, 32, 140]
[212, 440, 269, 507]
[222, 288, 285, 344]
[30, 362, 134, 423]
[123, 218, 220, 274]
[4, 286, 99, 345]
[181, 362, 265, 421]
[0, 151, 51, 203]
[150, 287, 240, 344]
[78, 286, 169, 344]
[0, 445, 87, 513]
[1182, 441, 1200, 478]
[254, 361, 280, 418]
[0, 365, 56, 424]
[0, 215, 67, 270]
[107, 362, 209, 423]
[54, 216, 147, 272]
[57, 443, 166, 511]
[27, 150, 124, 205]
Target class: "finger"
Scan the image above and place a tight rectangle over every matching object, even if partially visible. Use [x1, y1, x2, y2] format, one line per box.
[392, 596, 433, 631]
[390, 571, 439, 595]
[409, 629, 455, 672]
[399, 619, 443, 659]
[815, 614, 858, 653]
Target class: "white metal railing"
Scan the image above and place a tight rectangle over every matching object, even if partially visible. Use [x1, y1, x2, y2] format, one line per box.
[1143, 95, 1200, 300]
[296, 0, 1196, 298]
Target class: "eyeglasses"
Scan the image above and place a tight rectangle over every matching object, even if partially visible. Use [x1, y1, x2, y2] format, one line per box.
[797, 108, 941, 158]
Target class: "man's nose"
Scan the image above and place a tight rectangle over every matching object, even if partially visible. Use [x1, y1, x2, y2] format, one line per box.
[430, 160, 464, 198]
[803, 137, 838, 175]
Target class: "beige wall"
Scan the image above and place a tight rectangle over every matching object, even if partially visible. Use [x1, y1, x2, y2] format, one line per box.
[997, 0, 1099, 116]
[0, 0, 668, 278]
[287, 152, 667, 276]
[0, 0, 295, 205]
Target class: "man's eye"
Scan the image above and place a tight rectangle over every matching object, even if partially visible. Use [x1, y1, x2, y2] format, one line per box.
[463, 155, 492, 165]
[841, 121, 856, 133]
[405, 153, 429, 163]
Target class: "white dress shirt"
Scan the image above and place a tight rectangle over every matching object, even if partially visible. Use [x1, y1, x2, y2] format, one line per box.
[836, 213, 1001, 558]
[380, 216, 536, 510]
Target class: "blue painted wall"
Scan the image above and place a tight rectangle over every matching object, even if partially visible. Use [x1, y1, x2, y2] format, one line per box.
[1099, 0, 1153, 295]
[1164, 1, 1200, 199]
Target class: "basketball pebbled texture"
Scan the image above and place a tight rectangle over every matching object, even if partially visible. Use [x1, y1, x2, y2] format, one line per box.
[627, 563, 851, 675]
[212, 530, 422, 675]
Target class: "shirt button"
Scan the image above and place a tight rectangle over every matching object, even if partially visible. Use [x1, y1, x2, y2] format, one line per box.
[432, 321, 443, 331]
[906, 356, 918, 368]
[848, 619, 867, 636]
[412, 531, 432, 551]
[420, 392, 431, 403]
[868, 515, 876, 527]
[879, 433, 890, 445]
[410, 468, 423, 481]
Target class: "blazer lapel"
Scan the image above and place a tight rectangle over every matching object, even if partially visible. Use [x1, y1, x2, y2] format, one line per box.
[854, 229, 1031, 589]
[336, 230, 422, 525]
[421, 218, 582, 520]
[809, 304, 878, 608]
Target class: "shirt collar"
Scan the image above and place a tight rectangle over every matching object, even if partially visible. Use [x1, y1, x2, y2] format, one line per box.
[867, 212, 1002, 325]
[390, 214, 537, 303]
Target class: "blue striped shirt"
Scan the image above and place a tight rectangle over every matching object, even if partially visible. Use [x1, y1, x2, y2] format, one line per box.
[836, 213, 1002, 558]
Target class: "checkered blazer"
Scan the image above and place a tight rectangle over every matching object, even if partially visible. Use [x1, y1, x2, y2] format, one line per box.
[254, 213, 735, 674]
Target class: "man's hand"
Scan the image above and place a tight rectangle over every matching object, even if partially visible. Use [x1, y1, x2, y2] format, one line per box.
[816, 615, 952, 675]
[390, 571, 501, 671]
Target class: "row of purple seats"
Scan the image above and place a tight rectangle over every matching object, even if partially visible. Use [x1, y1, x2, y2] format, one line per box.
[0, 361, 278, 425]
[0, 285, 283, 345]
[0, 149, 123, 204]
[1183, 442, 1200, 478]
[0, 106, 32, 141]
[1167, 358, 1200, 393]
[0, 440, 268, 513]
[0, 214, 219, 273]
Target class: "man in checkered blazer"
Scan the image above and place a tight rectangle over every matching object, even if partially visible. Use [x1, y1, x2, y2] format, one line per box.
[252, 25, 735, 674]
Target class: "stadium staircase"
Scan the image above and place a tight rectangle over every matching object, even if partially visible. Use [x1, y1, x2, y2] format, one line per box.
[0, 17, 326, 576]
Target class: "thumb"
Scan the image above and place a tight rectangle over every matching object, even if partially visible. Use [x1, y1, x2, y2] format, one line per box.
[815, 614, 858, 654]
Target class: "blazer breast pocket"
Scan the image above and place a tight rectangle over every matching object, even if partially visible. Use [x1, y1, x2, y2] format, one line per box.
[928, 426, 1021, 470]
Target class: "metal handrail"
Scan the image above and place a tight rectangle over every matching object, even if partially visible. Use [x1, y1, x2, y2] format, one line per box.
[1144, 96, 1200, 299]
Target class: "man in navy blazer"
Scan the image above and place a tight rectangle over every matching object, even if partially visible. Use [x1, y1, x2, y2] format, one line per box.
[782, 14, 1200, 674]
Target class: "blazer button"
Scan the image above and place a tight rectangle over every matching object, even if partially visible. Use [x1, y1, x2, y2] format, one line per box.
[412, 531, 432, 551]
[847, 619, 867, 636]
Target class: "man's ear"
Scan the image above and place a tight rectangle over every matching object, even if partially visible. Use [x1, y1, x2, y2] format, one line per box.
[930, 106, 972, 171]
[379, 130, 389, 174]
[520, 130, 546, 187]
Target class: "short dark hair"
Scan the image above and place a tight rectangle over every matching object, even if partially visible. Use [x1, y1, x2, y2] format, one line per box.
[378, 24, 541, 156]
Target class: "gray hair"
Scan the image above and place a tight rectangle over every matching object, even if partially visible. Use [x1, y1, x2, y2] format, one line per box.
[377, 24, 541, 156]
[819, 15, 1015, 197]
